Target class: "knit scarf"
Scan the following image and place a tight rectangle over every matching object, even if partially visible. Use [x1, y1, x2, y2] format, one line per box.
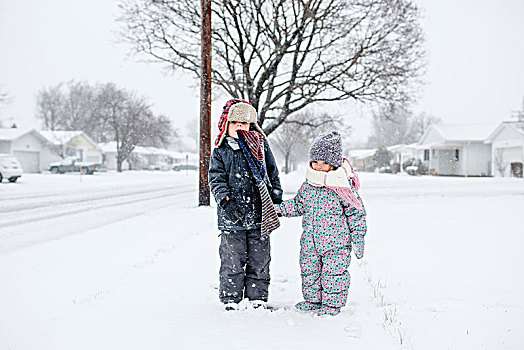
[237, 130, 280, 239]
[305, 158, 362, 209]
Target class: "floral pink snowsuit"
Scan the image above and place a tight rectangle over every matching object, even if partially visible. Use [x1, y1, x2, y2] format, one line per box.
[275, 181, 366, 308]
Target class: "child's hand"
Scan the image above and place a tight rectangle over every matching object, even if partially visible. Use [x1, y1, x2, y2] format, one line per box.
[273, 204, 282, 217]
[221, 197, 245, 224]
[351, 234, 365, 259]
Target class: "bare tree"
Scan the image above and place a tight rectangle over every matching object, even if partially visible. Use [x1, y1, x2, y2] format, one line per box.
[94, 84, 175, 171]
[61, 81, 98, 131]
[410, 112, 441, 140]
[271, 110, 339, 173]
[494, 148, 507, 177]
[0, 85, 13, 128]
[118, 0, 425, 135]
[183, 117, 199, 152]
[35, 81, 104, 137]
[367, 106, 414, 147]
[36, 84, 64, 130]
[367, 106, 440, 147]
[0, 85, 13, 106]
[139, 114, 175, 148]
[36, 81, 176, 171]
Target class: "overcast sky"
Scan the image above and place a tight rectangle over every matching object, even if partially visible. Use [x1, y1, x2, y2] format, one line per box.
[0, 0, 523, 142]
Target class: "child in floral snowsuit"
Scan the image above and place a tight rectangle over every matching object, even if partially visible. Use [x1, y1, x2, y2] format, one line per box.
[275, 131, 367, 316]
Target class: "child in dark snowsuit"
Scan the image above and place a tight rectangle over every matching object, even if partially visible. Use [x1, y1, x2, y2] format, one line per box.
[208, 98, 282, 310]
[275, 131, 367, 316]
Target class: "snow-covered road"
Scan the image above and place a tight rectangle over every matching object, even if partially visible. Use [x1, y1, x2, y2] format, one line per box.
[0, 172, 195, 253]
[1, 171, 523, 349]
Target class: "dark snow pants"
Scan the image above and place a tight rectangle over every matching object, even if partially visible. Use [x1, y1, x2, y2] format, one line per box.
[218, 229, 271, 304]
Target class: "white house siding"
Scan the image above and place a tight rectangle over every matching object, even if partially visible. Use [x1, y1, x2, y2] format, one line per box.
[0, 141, 10, 153]
[11, 133, 44, 173]
[492, 145, 523, 177]
[463, 143, 491, 176]
[434, 149, 458, 175]
[420, 124, 496, 177]
[431, 143, 490, 176]
[103, 153, 130, 171]
[420, 128, 442, 144]
[487, 123, 524, 177]
[40, 147, 62, 172]
[104, 152, 118, 170]
[72, 147, 102, 163]
[85, 152, 102, 163]
[13, 151, 39, 173]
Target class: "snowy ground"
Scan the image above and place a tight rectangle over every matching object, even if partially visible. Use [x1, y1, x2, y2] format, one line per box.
[1, 170, 523, 349]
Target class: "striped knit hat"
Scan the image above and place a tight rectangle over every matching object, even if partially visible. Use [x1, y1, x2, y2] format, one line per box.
[309, 130, 343, 167]
[215, 99, 268, 146]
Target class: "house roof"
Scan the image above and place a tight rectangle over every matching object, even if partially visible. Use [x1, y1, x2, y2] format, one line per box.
[433, 123, 497, 141]
[99, 142, 179, 158]
[99, 141, 118, 153]
[347, 148, 376, 159]
[0, 128, 51, 144]
[39, 130, 84, 146]
[419, 123, 498, 145]
[485, 121, 524, 143]
[386, 144, 406, 152]
[0, 128, 34, 141]
[39, 130, 101, 151]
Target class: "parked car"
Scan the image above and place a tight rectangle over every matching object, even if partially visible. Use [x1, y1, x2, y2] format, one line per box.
[49, 157, 100, 175]
[0, 153, 23, 183]
[403, 158, 428, 176]
[154, 162, 171, 171]
[173, 164, 198, 171]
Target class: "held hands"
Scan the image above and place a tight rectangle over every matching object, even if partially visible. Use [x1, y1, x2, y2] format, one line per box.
[271, 188, 283, 204]
[273, 204, 283, 217]
[221, 196, 244, 224]
[351, 234, 365, 259]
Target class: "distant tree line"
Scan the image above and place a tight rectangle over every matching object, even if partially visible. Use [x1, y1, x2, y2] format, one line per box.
[35, 80, 175, 171]
[367, 105, 441, 148]
[270, 110, 342, 174]
[0, 84, 13, 128]
[365, 105, 441, 172]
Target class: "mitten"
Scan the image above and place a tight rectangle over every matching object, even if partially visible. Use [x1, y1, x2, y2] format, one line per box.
[273, 204, 283, 217]
[351, 234, 365, 259]
[220, 197, 244, 224]
[271, 188, 283, 204]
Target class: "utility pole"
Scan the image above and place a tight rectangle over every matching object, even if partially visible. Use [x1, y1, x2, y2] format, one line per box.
[199, 0, 212, 206]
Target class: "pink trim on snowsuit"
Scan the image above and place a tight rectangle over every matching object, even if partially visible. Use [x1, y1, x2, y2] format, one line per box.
[275, 181, 367, 309]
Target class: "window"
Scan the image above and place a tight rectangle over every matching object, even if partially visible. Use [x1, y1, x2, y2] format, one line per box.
[424, 149, 430, 161]
[454, 149, 459, 161]
[66, 147, 76, 157]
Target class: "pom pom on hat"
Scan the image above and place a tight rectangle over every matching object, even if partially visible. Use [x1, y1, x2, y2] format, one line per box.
[309, 130, 343, 167]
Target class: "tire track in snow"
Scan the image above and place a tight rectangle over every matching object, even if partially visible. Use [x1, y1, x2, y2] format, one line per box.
[0, 186, 193, 229]
[0, 185, 179, 213]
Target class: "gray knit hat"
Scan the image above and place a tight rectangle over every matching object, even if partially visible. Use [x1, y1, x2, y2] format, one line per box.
[309, 130, 343, 167]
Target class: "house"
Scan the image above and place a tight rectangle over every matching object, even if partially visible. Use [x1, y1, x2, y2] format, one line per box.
[346, 148, 376, 172]
[39, 130, 103, 164]
[418, 123, 497, 176]
[133, 146, 174, 170]
[0, 128, 56, 173]
[387, 143, 427, 173]
[99, 142, 180, 171]
[170, 151, 199, 166]
[485, 121, 524, 177]
[99, 142, 131, 170]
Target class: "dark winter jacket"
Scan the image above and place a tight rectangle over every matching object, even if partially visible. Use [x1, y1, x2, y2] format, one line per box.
[209, 138, 283, 231]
